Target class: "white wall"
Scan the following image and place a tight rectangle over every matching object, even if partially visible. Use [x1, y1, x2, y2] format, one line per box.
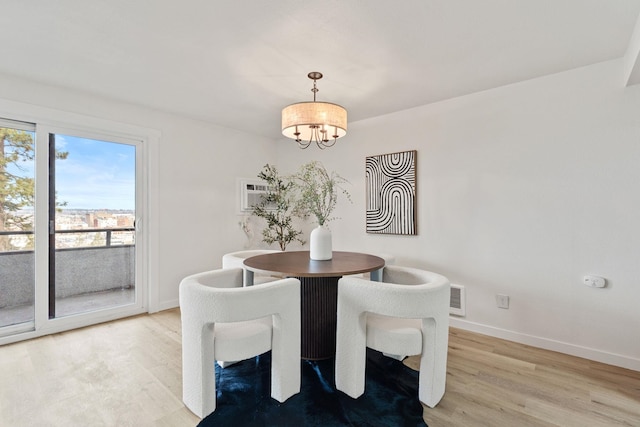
[154, 119, 277, 309]
[2, 57, 638, 370]
[0, 73, 278, 312]
[277, 59, 640, 370]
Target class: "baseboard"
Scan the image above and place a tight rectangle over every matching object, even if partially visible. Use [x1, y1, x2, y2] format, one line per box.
[449, 317, 640, 372]
[155, 298, 179, 312]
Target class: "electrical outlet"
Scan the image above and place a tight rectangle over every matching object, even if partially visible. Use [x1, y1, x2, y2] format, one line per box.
[496, 294, 510, 309]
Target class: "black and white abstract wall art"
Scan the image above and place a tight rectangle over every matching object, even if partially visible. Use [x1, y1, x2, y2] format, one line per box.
[365, 150, 417, 235]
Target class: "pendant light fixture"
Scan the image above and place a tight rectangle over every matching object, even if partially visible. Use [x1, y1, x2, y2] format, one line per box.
[281, 72, 347, 149]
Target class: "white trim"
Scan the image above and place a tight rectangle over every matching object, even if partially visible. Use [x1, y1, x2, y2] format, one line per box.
[0, 306, 145, 346]
[0, 321, 34, 338]
[146, 131, 160, 312]
[0, 98, 161, 141]
[34, 125, 49, 331]
[449, 317, 640, 372]
[157, 298, 180, 312]
[0, 117, 35, 131]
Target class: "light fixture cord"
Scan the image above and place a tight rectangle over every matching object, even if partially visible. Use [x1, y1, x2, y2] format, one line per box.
[311, 78, 318, 102]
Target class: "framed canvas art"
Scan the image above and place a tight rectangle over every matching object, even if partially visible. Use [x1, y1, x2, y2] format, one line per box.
[365, 150, 417, 235]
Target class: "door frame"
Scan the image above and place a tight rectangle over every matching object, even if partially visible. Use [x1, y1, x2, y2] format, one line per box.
[0, 98, 160, 345]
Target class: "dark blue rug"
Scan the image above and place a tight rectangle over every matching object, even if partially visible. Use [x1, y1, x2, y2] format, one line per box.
[197, 348, 426, 427]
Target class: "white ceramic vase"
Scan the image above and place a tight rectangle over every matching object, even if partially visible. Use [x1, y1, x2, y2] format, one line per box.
[309, 225, 332, 260]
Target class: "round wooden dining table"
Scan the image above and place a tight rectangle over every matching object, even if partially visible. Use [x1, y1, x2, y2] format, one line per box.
[244, 251, 385, 360]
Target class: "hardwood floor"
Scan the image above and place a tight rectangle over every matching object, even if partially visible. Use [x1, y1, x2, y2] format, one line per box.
[0, 309, 638, 426]
[409, 328, 640, 426]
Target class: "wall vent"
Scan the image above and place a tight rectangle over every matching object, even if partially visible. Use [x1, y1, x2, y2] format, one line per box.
[449, 284, 466, 316]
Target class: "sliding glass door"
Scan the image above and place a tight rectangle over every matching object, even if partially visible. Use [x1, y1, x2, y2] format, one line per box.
[48, 132, 137, 319]
[0, 119, 145, 339]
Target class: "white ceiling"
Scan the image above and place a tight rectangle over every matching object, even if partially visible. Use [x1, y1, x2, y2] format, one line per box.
[2, 0, 640, 138]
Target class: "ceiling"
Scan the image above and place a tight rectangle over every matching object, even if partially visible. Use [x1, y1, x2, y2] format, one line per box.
[2, 0, 639, 139]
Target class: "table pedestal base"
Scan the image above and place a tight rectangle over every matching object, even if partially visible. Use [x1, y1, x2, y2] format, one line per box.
[299, 276, 340, 360]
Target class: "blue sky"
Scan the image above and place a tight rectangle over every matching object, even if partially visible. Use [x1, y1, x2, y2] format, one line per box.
[4, 131, 136, 210]
[54, 135, 136, 210]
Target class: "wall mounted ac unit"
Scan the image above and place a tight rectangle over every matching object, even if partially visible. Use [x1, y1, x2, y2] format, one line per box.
[238, 179, 275, 213]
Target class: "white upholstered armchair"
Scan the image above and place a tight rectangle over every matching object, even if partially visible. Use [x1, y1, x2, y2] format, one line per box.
[335, 265, 450, 408]
[221, 249, 281, 285]
[179, 268, 301, 418]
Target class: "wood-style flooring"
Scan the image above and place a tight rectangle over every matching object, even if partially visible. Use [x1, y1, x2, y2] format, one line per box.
[0, 309, 638, 426]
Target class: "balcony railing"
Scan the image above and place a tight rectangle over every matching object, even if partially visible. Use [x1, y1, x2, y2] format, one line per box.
[54, 227, 135, 247]
[0, 228, 135, 309]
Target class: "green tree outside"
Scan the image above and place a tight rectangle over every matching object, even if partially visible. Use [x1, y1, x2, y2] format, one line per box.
[0, 127, 68, 251]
